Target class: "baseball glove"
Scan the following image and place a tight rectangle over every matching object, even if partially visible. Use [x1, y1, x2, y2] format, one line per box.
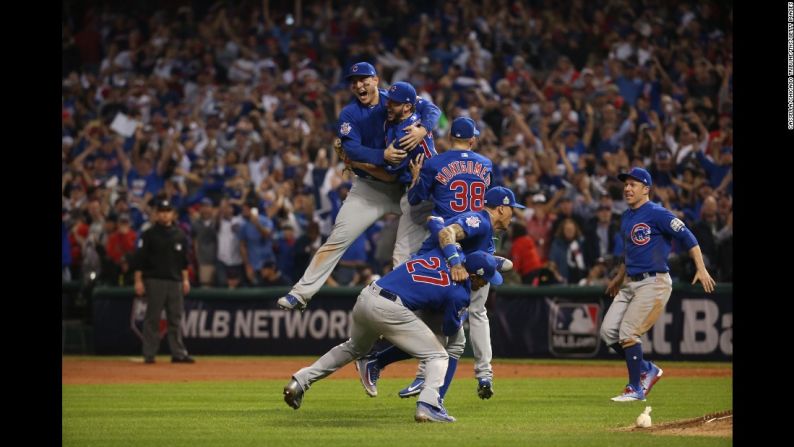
[333, 138, 351, 172]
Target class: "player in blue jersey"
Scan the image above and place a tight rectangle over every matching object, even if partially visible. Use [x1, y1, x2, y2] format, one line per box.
[602, 167, 715, 402]
[407, 117, 493, 219]
[357, 187, 524, 401]
[376, 81, 438, 266]
[278, 63, 441, 311]
[282, 249, 503, 423]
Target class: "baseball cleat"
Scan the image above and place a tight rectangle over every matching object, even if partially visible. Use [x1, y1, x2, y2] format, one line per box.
[277, 294, 307, 311]
[611, 384, 646, 402]
[640, 363, 663, 396]
[398, 377, 425, 398]
[355, 357, 380, 397]
[415, 401, 456, 423]
[283, 377, 304, 410]
[495, 256, 513, 272]
[477, 378, 494, 399]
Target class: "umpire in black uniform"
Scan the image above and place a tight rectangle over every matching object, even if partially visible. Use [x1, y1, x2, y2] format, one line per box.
[133, 198, 195, 364]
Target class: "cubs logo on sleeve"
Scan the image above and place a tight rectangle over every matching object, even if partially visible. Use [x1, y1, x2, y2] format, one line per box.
[670, 218, 685, 232]
[631, 223, 651, 246]
[340, 122, 352, 136]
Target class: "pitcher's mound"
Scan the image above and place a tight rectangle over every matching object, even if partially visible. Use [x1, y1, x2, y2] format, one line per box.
[620, 410, 732, 437]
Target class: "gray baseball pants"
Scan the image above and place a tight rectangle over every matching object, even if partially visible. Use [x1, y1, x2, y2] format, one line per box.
[289, 178, 403, 303]
[601, 273, 673, 347]
[292, 282, 448, 407]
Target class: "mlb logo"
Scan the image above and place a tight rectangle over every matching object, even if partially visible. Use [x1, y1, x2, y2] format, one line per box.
[130, 296, 168, 341]
[548, 300, 601, 357]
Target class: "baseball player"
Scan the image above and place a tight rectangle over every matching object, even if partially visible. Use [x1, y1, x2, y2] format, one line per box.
[376, 81, 438, 266]
[357, 186, 524, 401]
[282, 249, 504, 423]
[402, 117, 500, 399]
[277, 63, 440, 311]
[602, 167, 715, 402]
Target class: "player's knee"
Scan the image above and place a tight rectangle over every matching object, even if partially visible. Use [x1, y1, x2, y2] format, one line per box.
[619, 335, 641, 349]
[600, 325, 618, 345]
[446, 338, 465, 359]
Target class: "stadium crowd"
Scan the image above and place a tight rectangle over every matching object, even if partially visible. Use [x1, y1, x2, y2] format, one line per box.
[62, 0, 732, 289]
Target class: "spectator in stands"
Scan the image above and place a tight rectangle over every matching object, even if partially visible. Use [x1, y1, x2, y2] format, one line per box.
[216, 198, 245, 289]
[548, 218, 587, 285]
[259, 260, 291, 287]
[583, 204, 620, 269]
[509, 223, 543, 285]
[239, 200, 275, 286]
[191, 197, 218, 287]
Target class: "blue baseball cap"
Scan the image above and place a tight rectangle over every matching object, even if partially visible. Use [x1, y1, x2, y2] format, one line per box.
[345, 62, 377, 79]
[382, 81, 417, 104]
[618, 167, 653, 187]
[450, 117, 480, 139]
[484, 186, 526, 209]
[464, 251, 503, 286]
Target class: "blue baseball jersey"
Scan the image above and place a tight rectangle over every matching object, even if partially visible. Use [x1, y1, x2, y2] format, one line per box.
[417, 210, 495, 256]
[407, 150, 493, 219]
[615, 201, 698, 276]
[337, 91, 440, 180]
[384, 113, 437, 184]
[375, 247, 471, 336]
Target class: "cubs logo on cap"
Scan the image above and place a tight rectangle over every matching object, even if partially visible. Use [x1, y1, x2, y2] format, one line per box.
[345, 62, 377, 79]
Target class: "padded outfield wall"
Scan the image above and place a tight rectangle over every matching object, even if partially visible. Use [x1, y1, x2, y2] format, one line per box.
[91, 284, 732, 361]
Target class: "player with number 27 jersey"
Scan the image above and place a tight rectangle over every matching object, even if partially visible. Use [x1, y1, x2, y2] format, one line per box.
[408, 149, 492, 219]
[375, 247, 471, 336]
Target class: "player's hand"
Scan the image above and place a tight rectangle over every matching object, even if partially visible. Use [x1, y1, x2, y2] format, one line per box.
[134, 280, 145, 297]
[384, 141, 407, 165]
[398, 122, 427, 151]
[409, 153, 425, 184]
[182, 278, 191, 295]
[692, 269, 716, 293]
[451, 264, 468, 282]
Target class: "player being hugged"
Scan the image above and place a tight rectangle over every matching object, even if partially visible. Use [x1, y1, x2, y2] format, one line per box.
[283, 249, 503, 424]
[277, 63, 440, 311]
[376, 81, 438, 266]
[602, 167, 715, 402]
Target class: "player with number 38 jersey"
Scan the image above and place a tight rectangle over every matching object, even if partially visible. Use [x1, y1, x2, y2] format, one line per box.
[408, 117, 492, 219]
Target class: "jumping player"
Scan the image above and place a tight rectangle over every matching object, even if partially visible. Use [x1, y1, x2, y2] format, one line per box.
[277, 63, 440, 311]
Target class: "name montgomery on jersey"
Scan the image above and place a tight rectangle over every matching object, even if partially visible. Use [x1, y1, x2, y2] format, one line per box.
[433, 159, 492, 186]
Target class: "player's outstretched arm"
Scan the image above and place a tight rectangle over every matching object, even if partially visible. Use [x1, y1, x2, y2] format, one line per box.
[688, 245, 716, 293]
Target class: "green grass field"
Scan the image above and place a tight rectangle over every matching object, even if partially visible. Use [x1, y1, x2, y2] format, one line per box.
[63, 360, 731, 447]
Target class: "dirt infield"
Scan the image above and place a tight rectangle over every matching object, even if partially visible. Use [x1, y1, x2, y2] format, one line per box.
[62, 357, 731, 385]
[620, 410, 733, 438]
